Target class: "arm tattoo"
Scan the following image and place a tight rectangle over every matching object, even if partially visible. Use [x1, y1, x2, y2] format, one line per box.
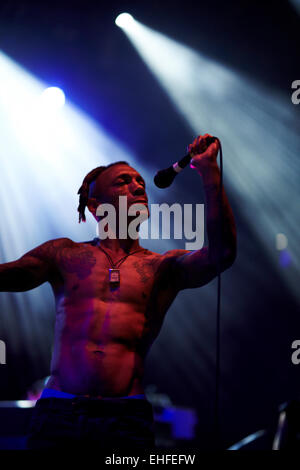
[34, 241, 97, 281]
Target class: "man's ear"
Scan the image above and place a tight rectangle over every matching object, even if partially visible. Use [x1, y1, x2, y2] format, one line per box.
[87, 197, 101, 219]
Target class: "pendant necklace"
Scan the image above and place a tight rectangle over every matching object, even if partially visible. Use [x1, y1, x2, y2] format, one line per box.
[97, 242, 144, 286]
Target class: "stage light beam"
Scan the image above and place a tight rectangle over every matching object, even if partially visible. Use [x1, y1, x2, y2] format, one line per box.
[118, 18, 300, 302]
[115, 13, 135, 29]
[0, 50, 156, 364]
[40, 86, 65, 110]
[276, 233, 288, 251]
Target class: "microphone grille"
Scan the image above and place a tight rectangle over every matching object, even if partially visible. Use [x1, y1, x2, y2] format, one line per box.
[154, 166, 177, 188]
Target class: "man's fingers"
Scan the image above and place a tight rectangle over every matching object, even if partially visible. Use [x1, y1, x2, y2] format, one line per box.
[212, 140, 220, 152]
[189, 134, 219, 155]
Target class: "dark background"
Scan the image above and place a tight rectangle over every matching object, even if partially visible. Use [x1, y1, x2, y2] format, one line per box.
[0, 0, 299, 450]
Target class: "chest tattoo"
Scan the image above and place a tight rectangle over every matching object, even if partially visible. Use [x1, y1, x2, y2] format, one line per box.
[132, 258, 159, 284]
[60, 248, 97, 280]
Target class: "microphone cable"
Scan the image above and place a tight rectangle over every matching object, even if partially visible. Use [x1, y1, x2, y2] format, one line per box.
[212, 137, 223, 450]
[154, 136, 224, 448]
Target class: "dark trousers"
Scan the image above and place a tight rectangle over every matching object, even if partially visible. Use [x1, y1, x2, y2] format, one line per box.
[26, 396, 155, 450]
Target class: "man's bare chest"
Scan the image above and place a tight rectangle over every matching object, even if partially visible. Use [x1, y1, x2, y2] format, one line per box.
[52, 246, 169, 307]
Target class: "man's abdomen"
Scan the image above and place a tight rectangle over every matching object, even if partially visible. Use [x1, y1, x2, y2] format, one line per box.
[48, 340, 144, 397]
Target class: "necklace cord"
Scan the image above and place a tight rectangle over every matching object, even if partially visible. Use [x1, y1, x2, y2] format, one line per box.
[97, 243, 144, 269]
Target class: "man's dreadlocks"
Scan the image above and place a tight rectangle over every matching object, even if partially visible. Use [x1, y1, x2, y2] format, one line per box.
[77, 161, 129, 223]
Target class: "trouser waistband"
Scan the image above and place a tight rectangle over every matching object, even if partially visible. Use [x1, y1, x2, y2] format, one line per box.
[41, 387, 145, 400]
[35, 395, 152, 416]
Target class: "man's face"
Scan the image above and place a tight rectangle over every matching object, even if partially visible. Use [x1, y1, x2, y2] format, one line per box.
[92, 164, 149, 217]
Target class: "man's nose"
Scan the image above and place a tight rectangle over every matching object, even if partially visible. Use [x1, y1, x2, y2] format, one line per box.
[131, 181, 145, 195]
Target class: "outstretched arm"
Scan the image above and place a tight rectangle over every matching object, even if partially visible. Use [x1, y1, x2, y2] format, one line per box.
[170, 134, 237, 290]
[0, 238, 69, 292]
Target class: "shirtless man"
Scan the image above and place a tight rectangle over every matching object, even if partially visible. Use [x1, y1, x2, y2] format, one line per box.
[0, 134, 236, 449]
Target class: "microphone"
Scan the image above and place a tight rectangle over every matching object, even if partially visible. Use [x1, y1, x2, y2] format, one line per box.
[154, 136, 217, 188]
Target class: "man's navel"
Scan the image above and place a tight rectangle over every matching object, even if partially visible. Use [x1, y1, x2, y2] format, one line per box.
[92, 348, 106, 356]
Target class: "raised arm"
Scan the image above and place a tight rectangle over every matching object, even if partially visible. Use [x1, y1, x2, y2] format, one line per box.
[0, 238, 69, 292]
[168, 134, 237, 290]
